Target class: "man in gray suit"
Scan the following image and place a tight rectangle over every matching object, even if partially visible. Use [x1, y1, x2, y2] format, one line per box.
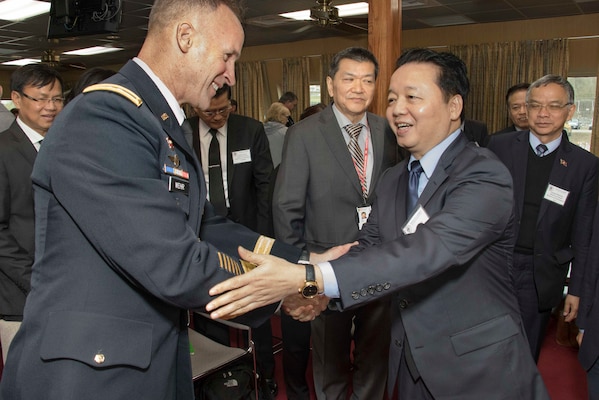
[207, 48, 549, 399]
[273, 47, 399, 399]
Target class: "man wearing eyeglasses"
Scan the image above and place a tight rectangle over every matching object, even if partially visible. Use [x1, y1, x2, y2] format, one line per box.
[488, 74, 599, 361]
[0, 63, 64, 363]
[185, 84, 278, 396]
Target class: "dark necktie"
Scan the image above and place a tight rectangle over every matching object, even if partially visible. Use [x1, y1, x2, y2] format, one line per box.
[345, 123, 367, 197]
[536, 144, 548, 157]
[208, 129, 227, 216]
[407, 160, 423, 214]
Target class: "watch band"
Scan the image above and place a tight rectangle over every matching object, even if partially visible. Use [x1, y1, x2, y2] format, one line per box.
[305, 264, 316, 281]
[298, 249, 311, 265]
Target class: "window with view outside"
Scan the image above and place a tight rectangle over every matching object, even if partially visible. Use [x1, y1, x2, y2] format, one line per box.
[567, 77, 596, 151]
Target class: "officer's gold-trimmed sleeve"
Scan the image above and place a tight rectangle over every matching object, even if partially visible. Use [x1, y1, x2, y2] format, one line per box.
[216, 236, 279, 274]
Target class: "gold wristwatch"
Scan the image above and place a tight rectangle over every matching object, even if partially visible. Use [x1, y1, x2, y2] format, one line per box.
[299, 264, 319, 299]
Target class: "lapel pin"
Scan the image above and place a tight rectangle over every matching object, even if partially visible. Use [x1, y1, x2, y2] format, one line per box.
[560, 159, 568, 167]
[161, 113, 169, 121]
[165, 137, 174, 149]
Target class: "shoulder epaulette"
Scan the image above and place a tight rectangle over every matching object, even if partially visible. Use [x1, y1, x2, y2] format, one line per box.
[83, 83, 143, 107]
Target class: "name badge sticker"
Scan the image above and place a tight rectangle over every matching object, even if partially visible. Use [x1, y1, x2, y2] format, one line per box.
[402, 205, 430, 235]
[232, 149, 252, 164]
[544, 184, 569, 206]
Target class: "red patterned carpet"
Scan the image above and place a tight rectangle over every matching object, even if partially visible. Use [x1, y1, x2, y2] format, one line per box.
[0, 314, 587, 399]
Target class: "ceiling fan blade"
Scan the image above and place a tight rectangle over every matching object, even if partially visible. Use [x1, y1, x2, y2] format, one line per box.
[342, 21, 367, 32]
[292, 23, 314, 34]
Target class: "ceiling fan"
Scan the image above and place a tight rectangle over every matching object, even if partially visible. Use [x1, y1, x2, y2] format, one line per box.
[293, 0, 368, 34]
[41, 49, 87, 71]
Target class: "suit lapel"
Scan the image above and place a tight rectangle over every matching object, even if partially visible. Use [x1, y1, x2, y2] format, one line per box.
[319, 108, 366, 200]
[9, 123, 37, 166]
[120, 62, 197, 166]
[367, 112, 385, 196]
[225, 116, 238, 191]
[511, 131, 529, 218]
[395, 161, 410, 228]
[118, 61, 204, 228]
[417, 134, 467, 210]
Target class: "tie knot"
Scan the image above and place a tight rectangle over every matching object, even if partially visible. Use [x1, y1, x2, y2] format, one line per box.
[536, 144, 548, 157]
[209, 128, 219, 137]
[410, 160, 423, 175]
[345, 123, 362, 139]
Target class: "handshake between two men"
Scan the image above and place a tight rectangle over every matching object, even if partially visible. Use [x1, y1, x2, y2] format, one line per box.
[206, 243, 356, 322]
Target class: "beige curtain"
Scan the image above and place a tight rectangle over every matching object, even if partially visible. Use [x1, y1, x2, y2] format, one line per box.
[591, 70, 599, 156]
[282, 57, 310, 123]
[320, 53, 334, 106]
[449, 39, 569, 133]
[232, 60, 270, 121]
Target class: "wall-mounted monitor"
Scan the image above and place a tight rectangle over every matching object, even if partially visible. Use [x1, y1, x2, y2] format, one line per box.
[47, 0, 122, 39]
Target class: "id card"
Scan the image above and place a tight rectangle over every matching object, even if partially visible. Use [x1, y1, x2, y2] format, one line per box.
[357, 205, 372, 230]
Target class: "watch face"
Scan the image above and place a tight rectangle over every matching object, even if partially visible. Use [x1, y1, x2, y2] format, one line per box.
[302, 284, 318, 298]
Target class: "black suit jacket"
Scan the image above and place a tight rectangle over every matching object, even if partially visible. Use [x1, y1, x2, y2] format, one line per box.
[187, 114, 274, 235]
[0, 122, 36, 319]
[488, 131, 599, 309]
[579, 208, 599, 370]
[492, 125, 517, 135]
[330, 133, 548, 398]
[462, 119, 489, 147]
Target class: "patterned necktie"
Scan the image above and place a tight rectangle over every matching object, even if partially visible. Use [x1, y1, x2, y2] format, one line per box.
[345, 123, 367, 197]
[407, 160, 423, 214]
[208, 129, 227, 216]
[536, 144, 548, 157]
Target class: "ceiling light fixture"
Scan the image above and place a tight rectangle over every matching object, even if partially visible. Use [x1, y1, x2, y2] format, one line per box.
[280, 2, 369, 21]
[63, 46, 124, 56]
[2, 58, 41, 66]
[0, 0, 51, 22]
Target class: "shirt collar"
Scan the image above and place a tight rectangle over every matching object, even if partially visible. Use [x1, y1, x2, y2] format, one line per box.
[16, 118, 44, 147]
[331, 103, 369, 130]
[408, 128, 462, 179]
[133, 57, 186, 125]
[528, 131, 562, 155]
[200, 119, 228, 139]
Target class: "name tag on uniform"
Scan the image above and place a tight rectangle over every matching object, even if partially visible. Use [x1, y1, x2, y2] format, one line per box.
[402, 205, 429, 235]
[232, 149, 251, 164]
[168, 176, 189, 194]
[544, 184, 569, 206]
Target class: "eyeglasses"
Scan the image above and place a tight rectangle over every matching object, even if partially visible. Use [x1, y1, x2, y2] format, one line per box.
[201, 106, 232, 118]
[526, 102, 572, 113]
[20, 92, 65, 107]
